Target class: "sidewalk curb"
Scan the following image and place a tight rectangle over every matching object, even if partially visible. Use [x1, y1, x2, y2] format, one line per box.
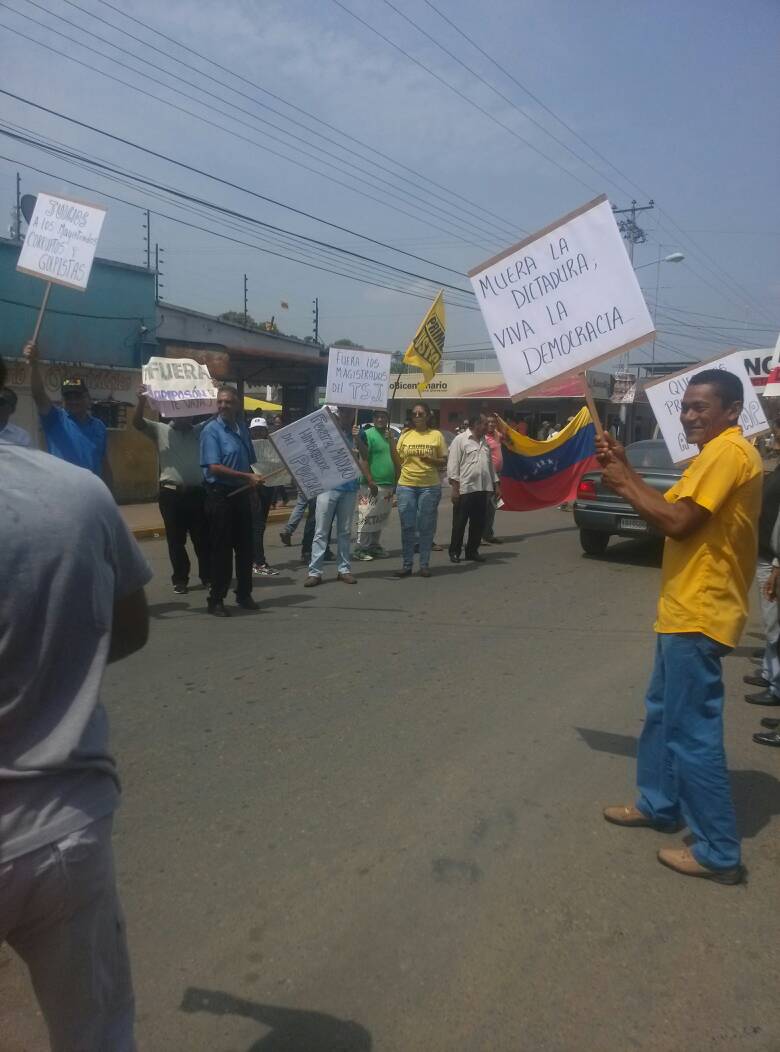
[129, 505, 292, 541]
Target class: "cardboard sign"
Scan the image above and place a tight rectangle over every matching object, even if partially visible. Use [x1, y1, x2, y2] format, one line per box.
[469, 195, 654, 400]
[142, 356, 218, 418]
[325, 347, 392, 410]
[17, 193, 106, 291]
[270, 408, 359, 500]
[645, 350, 769, 464]
[252, 438, 292, 487]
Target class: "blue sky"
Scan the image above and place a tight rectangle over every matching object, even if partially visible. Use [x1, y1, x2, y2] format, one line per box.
[0, 0, 777, 365]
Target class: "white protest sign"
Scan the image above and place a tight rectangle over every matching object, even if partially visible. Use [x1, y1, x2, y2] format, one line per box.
[325, 347, 392, 410]
[142, 356, 219, 418]
[252, 438, 292, 487]
[270, 408, 359, 500]
[17, 193, 106, 291]
[469, 195, 654, 400]
[645, 350, 769, 464]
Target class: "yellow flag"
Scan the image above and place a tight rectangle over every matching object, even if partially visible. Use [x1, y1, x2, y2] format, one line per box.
[403, 290, 446, 395]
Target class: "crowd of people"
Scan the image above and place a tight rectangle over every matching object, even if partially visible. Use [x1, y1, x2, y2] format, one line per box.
[5, 341, 780, 1049]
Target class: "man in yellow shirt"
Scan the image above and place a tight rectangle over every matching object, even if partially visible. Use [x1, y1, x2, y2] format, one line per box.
[599, 369, 762, 885]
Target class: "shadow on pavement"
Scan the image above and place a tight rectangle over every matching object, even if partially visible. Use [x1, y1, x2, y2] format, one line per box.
[576, 728, 780, 840]
[147, 601, 192, 619]
[575, 727, 638, 758]
[498, 526, 578, 543]
[585, 539, 664, 567]
[180, 987, 372, 1051]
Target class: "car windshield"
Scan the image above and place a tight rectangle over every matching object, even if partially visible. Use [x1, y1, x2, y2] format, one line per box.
[625, 443, 674, 470]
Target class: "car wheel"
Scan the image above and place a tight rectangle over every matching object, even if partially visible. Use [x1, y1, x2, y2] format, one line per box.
[580, 529, 610, 555]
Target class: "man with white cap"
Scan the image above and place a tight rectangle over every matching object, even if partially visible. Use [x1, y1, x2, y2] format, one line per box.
[249, 416, 280, 577]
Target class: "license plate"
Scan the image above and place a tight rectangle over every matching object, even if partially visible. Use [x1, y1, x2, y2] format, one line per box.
[620, 517, 648, 532]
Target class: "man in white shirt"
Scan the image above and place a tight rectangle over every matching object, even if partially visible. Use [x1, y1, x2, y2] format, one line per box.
[447, 412, 497, 564]
[0, 355, 152, 1051]
[0, 386, 32, 447]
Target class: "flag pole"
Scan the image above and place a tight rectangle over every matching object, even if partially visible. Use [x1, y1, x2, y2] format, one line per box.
[580, 372, 606, 440]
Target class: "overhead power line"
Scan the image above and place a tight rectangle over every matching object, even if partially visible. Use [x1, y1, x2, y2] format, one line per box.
[0, 90, 475, 289]
[88, 0, 525, 241]
[5, 0, 503, 252]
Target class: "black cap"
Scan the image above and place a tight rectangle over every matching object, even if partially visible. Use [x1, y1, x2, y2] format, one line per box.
[61, 377, 89, 397]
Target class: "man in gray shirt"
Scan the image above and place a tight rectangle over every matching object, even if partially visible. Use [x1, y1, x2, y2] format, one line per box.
[1, 352, 152, 1051]
[132, 385, 209, 593]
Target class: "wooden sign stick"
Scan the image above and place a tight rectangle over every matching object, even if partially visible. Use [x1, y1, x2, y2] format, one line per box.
[31, 281, 53, 344]
[227, 465, 287, 497]
[580, 372, 605, 441]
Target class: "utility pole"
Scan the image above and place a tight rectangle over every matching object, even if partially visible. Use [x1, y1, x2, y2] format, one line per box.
[612, 199, 654, 265]
[143, 210, 151, 269]
[14, 172, 21, 242]
[243, 274, 248, 326]
[312, 297, 319, 344]
[155, 243, 164, 304]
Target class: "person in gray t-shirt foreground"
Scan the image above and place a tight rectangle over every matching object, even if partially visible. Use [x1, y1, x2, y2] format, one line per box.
[132, 385, 209, 593]
[0, 353, 152, 1052]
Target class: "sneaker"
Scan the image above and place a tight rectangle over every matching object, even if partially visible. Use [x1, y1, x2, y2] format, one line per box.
[353, 550, 374, 561]
[173, 583, 188, 594]
[253, 564, 280, 577]
[367, 546, 390, 559]
[279, 531, 292, 547]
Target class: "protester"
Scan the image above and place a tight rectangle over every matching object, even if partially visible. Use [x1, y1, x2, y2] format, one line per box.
[304, 406, 360, 587]
[132, 387, 209, 594]
[393, 401, 448, 578]
[447, 412, 498, 564]
[745, 417, 780, 710]
[0, 386, 32, 447]
[354, 408, 397, 561]
[23, 341, 112, 487]
[279, 488, 310, 548]
[0, 354, 151, 1051]
[200, 386, 263, 616]
[482, 412, 504, 544]
[248, 417, 281, 577]
[601, 369, 762, 885]
[537, 420, 553, 441]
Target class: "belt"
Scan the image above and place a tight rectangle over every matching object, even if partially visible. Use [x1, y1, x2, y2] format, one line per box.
[160, 481, 203, 493]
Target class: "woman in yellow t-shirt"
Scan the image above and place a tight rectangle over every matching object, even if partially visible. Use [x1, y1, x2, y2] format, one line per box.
[392, 402, 448, 577]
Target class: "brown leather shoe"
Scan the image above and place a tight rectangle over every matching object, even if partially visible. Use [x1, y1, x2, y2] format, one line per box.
[338, 572, 357, 584]
[657, 847, 744, 885]
[303, 575, 321, 588]
[603, 804, 661, 828]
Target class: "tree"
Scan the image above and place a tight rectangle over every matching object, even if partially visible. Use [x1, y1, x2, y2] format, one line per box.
[332, 338, 364, 349]
[219, 310, 257, 328]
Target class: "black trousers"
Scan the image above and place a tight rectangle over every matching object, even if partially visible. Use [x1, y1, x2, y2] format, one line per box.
[251, 486, 273, 566]
[301, 499, 317, 557]
[205, 486, 253, 601]
[158, 485, 209, 586]
[449, 491, 488, 558]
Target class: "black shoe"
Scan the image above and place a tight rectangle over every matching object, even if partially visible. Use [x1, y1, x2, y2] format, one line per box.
[753, 731, 780, 747]
[236, 596, 259, 611]
[279, 531, 292, 547]
[207, 600, 230, 617]
[173, 583, 189, 595]
[394, 568, 412, 578]
[744, 673, 769, 688]
[466, 553, 486, 563]
[745, 690, 780, 706]
[760, 717, 780, 729]
[449, 552, 461, 563]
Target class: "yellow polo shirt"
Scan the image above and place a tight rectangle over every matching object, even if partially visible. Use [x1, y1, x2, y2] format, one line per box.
[655, 427, 762, 648]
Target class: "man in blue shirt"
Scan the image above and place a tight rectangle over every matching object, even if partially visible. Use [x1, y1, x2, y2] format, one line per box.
[0, 387, 32, 447]
[200, 386, 264, 616]
[24, 341, 112, 489]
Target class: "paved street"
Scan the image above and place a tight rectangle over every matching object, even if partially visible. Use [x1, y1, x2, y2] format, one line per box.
[3, 503, 779, 1052]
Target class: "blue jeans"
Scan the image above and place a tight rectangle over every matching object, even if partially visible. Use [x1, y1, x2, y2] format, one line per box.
[283, 491, 309, 537]
[636, 633, 740, 871]
[308, 489, 357, 576]
[396, 485, 441, 570]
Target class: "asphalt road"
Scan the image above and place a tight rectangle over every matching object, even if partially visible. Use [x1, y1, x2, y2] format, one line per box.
[3, 503, 780, 1052]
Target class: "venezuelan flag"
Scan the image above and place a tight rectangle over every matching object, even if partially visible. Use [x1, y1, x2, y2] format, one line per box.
[500, 407, 598, 511]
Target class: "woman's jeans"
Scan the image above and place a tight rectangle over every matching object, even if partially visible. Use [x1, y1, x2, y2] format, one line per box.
[396, 485, 441, 569]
